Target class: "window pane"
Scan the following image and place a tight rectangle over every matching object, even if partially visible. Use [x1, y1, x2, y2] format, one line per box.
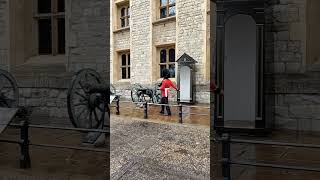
[169, 64, 175, 78]
[128, 54, 130, 65]
[160, 65, 167, 77]
[38, 19, 52, 54]
[121, 19, 126, 28]
[58, 18, 65, 54]
[160, 0, 167, 6]
[127, 8, 130, 16]
[58, 0, 65, 12]
[169, 6, 176, 16]
[160, 8, 167, 19]
[160, 49, 167, 63]
[122, 54, 126, 66]
[127, 17, 130, 26]
[128, 67, 130, 78]
[122, 68, 127, 79]
[169, 48, 175, 62]
[38, 0, 51, 13]
[121, 8, 126, 17]
[169, 0, 175, 5]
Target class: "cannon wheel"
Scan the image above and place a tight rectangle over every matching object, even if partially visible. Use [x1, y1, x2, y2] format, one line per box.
[67, 69, 107, 129]
[153, 82, 162, 104]
[130, 83, 143, 102]
[0, 69, 19, 108]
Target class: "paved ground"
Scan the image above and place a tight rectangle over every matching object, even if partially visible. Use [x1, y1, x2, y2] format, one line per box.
[110, 116, 210, 179]
[0, 114, 108, 180]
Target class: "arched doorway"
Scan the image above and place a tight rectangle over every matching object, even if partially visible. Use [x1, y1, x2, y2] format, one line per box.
[213, 1, 266, 133]
[224, 14, 257, 127]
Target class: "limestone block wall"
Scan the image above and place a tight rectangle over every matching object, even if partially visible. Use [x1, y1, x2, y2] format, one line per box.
[114, 30, 130, 51]
[177, 0, 207, 84]
[265, 0, 320, 131]
[130, 0, 152, 85]
[68, 0, 109, 74]
[0, 0, 8, 70]
[176, 0, 209, 103]
[153, 21, 176, 45]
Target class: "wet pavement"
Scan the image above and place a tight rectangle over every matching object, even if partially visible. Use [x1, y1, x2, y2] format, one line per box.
[1, 101, 320, 179]
[0, 115, 108, 180]
[110, 101, 210, 126]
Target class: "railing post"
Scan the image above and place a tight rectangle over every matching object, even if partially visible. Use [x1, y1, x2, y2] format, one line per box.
[20, 120, 31, 169]
[116, 96, 120, 115]
[144, 102, 148, 119]
[179, 104, 183, 124]
[221, 133, 231, 180]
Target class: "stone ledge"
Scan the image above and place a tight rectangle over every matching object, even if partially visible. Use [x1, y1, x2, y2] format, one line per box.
[113, 27, 130, 33]
[152, 16, 176, 25]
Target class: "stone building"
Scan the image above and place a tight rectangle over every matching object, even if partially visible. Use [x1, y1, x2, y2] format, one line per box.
[110, 0, 211, 103]
[0, 0, 109, 118]
[211, 0, 320, 132]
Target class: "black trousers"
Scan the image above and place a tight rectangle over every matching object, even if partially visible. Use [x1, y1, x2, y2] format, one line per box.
[160, 97, 171, 115]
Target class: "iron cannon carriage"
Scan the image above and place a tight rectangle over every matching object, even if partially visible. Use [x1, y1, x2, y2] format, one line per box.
[130, 82, 162, 104]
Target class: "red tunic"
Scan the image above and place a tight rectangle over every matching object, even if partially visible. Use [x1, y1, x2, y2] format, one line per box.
[159, 79, 178, 97]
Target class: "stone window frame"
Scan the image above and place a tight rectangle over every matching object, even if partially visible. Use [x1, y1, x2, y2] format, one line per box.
[159, 0, 176, 19]
[159, 46, 176, 78]
[119, 6, 130, 28]
[120, 51, 130, 79]
[34, 0, 65, 56]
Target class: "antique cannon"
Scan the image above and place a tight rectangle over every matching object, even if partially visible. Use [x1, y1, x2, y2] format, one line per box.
[67, 68, 115, 130]
[130, 82, 162, 104]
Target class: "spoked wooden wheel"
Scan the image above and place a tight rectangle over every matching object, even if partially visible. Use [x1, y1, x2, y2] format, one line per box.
[67, 69, 107, 129]
[130, 83, 143, 102]
[0, 69, 19, 108]
[153, 82, 162, 104]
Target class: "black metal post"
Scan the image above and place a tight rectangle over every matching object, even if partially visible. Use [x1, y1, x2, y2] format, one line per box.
[20, 120, 31, 169]
[179, 104, 183, 124]
[221, 133, 231, 180]
[144, 102, 148, 119]
[116, 96, 120, 115]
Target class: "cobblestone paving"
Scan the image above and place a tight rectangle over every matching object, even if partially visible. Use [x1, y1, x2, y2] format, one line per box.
[110, 115, 210, 179]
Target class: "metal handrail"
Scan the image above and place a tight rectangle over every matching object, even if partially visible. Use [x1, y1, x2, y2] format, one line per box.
[216, 133, 320, 179]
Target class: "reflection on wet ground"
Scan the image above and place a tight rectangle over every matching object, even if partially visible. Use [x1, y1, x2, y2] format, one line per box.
[113, 101, 320, 179]
[110, 101, 210, 126]
[214, 130, 320, 180]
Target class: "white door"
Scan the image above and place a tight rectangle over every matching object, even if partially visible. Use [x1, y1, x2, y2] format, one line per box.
[180, 66, 191, 102]
[224, 14, 257, 123]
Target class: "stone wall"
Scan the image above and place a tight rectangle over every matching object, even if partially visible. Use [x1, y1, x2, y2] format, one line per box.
[0, 0, 8, 70]
[177, 0, 207, 85]
[130, 0, 152, 85]
[68, 0, 109, 74]
[114, 30, 130, 50]
[111, 0, 210, 104]
[153, 21, 176, 45]
[265, 0, 320, 131]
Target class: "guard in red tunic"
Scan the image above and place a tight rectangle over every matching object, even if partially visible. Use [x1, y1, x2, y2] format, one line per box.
[159, 69, 179, 116]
